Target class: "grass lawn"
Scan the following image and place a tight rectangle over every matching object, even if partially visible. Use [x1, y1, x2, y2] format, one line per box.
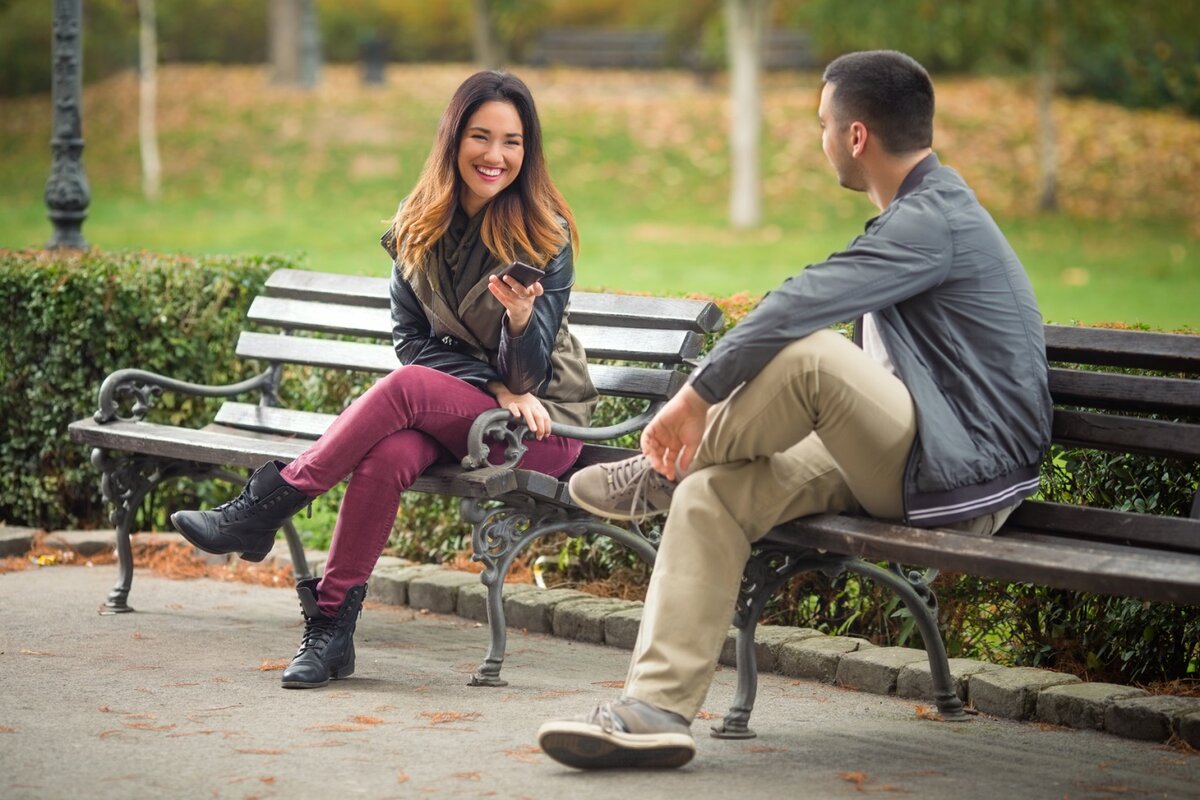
[2, 64, 1197, 329]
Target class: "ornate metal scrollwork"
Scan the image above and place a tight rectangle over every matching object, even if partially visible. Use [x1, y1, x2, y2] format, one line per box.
[887, 561, 939, 614]
[465, 497, 568, 586]
[93, 368, 273, 424]
[461, 409, 530, 470]
[95, 381, 164, 424]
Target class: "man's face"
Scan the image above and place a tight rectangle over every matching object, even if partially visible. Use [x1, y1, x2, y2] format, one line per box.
[818, 83, 866, 192]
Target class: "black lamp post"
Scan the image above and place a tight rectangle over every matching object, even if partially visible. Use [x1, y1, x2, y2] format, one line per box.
[45, 0, 91, 249]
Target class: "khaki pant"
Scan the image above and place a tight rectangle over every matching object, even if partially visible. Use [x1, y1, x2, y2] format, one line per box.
[624, 329, 1011, 719]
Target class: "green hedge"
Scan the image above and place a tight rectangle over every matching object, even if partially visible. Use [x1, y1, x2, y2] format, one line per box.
[0, 248, 285, 529]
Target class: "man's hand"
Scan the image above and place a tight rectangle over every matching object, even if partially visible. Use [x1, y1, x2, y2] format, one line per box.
[490, 382, 553, 440]
[641, 384, 711, 480]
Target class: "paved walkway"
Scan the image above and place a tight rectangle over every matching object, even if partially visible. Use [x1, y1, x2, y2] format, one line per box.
[2, 566, 1198, 799]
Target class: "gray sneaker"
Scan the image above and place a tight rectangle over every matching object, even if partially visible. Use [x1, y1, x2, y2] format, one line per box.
[567, 454, 678, 522]
[537, 697, 695, 770]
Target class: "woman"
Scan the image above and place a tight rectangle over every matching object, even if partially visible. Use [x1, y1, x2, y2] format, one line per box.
[170, 71, 597, 689]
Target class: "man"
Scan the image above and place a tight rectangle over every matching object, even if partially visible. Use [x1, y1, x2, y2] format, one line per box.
[536, 50, 1052, 770]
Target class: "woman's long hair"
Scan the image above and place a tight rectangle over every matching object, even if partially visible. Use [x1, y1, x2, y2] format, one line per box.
[391, 71, 578, 276]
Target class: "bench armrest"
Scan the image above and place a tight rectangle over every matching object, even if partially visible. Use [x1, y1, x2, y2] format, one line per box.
[94, 367, 275, 424]
[461, 402, 664, 470]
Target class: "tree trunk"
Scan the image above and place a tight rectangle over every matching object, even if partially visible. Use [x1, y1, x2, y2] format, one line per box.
[297, 0, 321, 88]
[269, 0, 298, 84]
[270, 0, 320, 87]
[725, 0, 766, 229]
[471, 0, 504, 70]
[138, 0, 160, 201]
[1036, 0, 1059, 212]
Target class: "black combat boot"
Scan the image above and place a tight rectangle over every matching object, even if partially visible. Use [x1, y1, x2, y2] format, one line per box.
[280, 579, 367, 689]
[169, 460, 310, 562]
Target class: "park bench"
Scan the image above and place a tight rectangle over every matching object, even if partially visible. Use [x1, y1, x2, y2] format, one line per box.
[527, 28, 669, 69]
[67, 267, 723, 688]
[713, 324, 1200, 738]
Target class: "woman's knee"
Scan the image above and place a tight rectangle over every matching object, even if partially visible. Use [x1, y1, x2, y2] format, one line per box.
[352, 430, 439, 488]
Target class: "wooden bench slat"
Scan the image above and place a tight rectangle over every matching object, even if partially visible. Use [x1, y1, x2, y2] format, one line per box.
[1052, 409, 1200, 460]
[234, 332, 686, 399]
[265, 269, 391, 308]
[67, 418, 519, 498]
[263, 269, 724, 332]
[1049, 368, 1200, 414]
[237, 331, 399, 372]
[1045, 325, 1200, 373]
[214, 403, 333, 439]
[1009, 500, 1200, 554]
[568, 293, 725, 333]
[246, 297, 704, 363]
[774, 514, 1200, 605]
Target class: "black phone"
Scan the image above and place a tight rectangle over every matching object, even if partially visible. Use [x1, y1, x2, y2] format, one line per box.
[497, 260, 546, 287]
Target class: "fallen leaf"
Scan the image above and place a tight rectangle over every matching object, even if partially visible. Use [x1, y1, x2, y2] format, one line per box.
[348, 715, 384, 725]
[502, 745, 542, 763]
[257, 660, 288, 672]
[305, 724, 368, 732]
[418, 711, 482, 725]
[914, 705, 941, 721]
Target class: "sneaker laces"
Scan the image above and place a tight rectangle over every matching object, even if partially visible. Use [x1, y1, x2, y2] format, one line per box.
[584, 701, 627, 734]
[607, 457, 679, 525]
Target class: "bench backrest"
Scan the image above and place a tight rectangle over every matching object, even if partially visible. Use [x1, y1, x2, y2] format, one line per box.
[235, 268, 724, 409]
[527, 28, 669, 69]
[1043, 325, 1200, 466]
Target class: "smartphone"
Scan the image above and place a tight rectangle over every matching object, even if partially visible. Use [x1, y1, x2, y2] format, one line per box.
[497, 260, 546, 287]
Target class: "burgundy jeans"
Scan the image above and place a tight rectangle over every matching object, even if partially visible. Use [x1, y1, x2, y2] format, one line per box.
[280, 365, 583, 616]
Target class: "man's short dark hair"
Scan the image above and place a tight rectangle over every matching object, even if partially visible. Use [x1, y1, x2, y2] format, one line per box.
[822, 50, 934, 155]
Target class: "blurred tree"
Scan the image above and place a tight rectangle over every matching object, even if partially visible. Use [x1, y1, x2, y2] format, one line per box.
[726, 0, 768, 228]
[471, 0, 503, 69]
[270, 0, 320, 87]
[138, 0, 161, 201]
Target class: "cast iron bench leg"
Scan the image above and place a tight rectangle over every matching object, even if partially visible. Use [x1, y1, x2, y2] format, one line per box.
[280, 519, 311, 582]
[715, 548, 830, 738]
[464, 498, 657, 687]
[717, 548, 969, 736]
[843, 560, 968, 721]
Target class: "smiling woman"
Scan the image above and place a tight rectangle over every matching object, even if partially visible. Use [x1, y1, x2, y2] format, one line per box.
[457, 101, 524, 216]
[168, 70, 597, 691]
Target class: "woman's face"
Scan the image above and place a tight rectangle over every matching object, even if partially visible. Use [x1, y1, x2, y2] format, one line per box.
[457, 100, 524, 217]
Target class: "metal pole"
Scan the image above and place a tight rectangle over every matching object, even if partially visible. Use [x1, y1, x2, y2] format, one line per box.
[45, 0, 91, 249]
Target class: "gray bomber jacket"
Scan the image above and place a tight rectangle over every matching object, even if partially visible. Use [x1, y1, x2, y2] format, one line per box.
[689, 154, 1052, 527]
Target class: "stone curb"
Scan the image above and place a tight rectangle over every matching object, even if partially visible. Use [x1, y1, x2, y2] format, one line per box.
[26, 529, 1200, 747]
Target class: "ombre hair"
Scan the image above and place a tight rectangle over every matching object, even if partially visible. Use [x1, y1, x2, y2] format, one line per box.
[391, 71, 578, 276]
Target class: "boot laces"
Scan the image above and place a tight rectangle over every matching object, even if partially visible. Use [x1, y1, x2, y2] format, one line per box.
[294, 614, 337, 657]
[212, 490, 255, 520]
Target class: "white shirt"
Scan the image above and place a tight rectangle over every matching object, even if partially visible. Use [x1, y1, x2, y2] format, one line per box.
[861, 312, 895, 374]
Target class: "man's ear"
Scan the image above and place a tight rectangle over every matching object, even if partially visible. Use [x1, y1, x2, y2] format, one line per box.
[849, 121, 868, 158]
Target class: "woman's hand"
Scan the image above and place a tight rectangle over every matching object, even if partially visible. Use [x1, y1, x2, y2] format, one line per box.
[489, 382, 553, 440]
[487, 273, 544, 337]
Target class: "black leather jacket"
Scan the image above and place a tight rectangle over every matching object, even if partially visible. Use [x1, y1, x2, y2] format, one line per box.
[382, 224, 598, 427]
